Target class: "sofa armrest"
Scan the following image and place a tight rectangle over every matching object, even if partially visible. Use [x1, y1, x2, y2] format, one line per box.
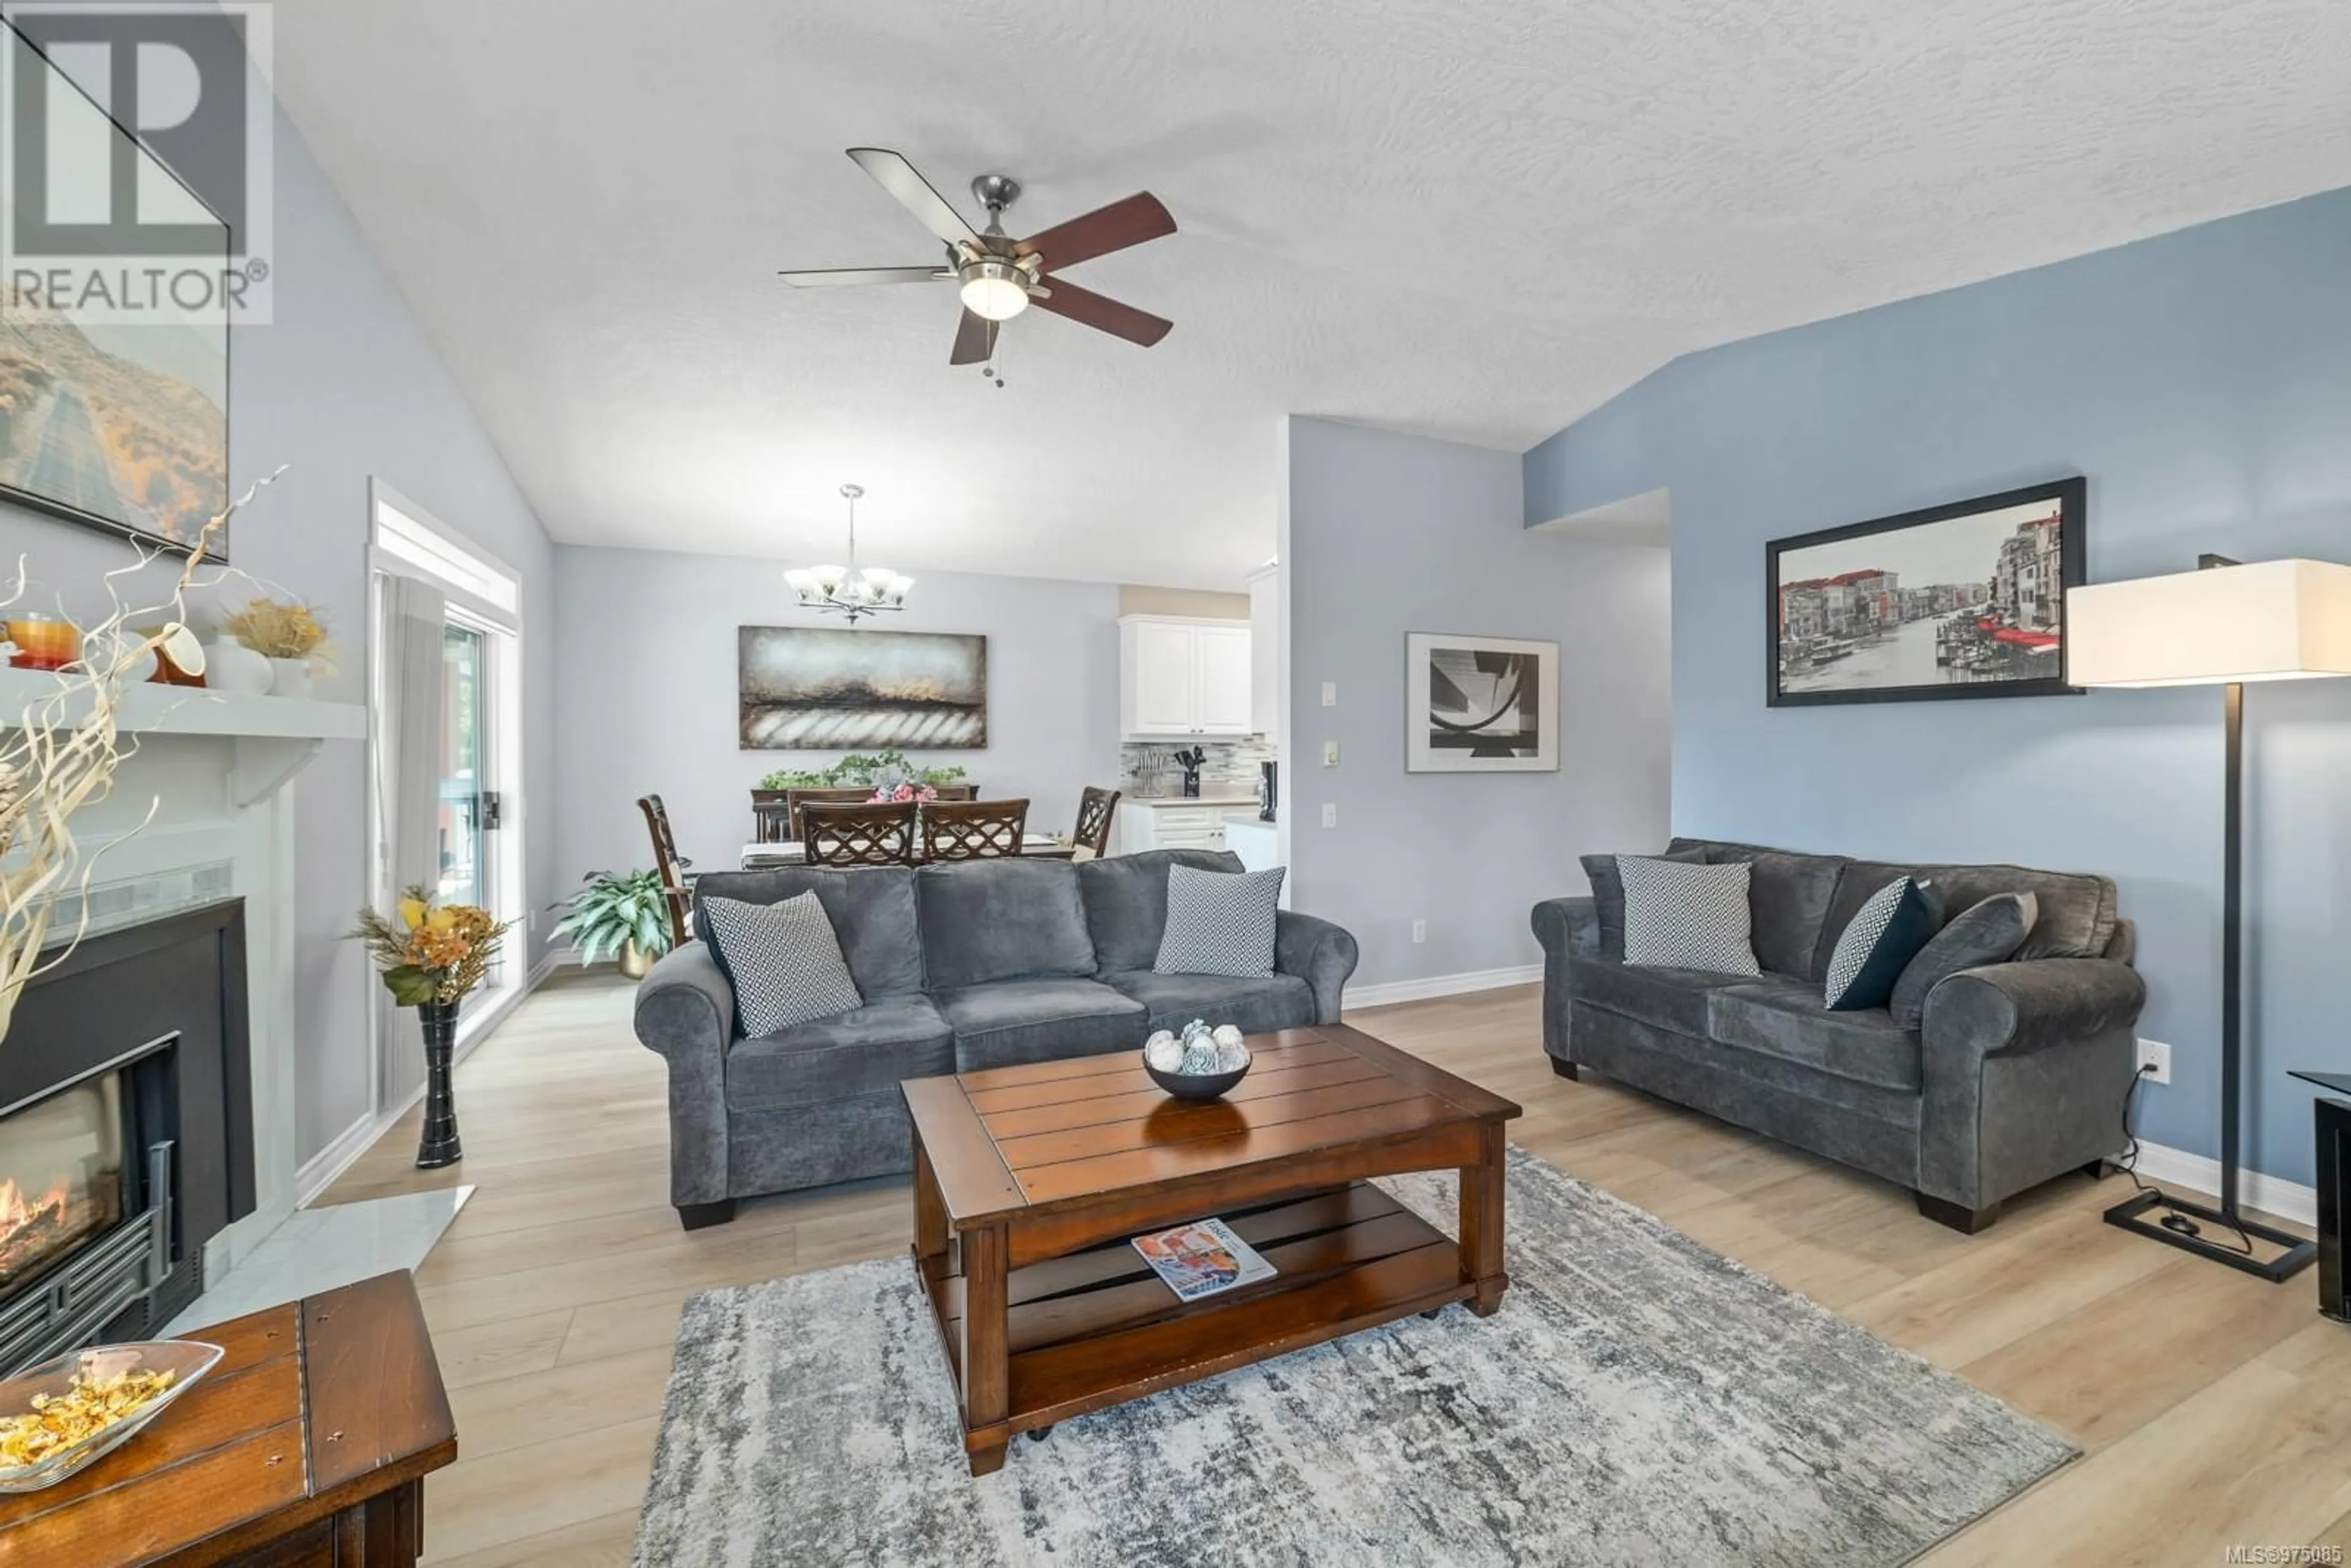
[1921, 958, 2147, 1061]
[631, 941, 737, 1207]
[1531, 896, 1600, 962]
[1275, 910, 1359, 1022]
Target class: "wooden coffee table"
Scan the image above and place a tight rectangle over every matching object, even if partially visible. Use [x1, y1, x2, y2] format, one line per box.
[902, 1022, 1521, 1476]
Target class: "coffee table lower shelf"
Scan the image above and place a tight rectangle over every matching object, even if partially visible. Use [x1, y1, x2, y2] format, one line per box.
[914, 1181, 1474, 1466]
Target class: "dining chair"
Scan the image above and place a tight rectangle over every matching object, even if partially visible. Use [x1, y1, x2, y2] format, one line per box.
[637, 793, 694, 949]
[921, 798, 1029, 862]
[785, 787, 877, 841]
[801, 800, 918, 866]
[1071, 786, 1121, 860]
[751, 799, 793, 844]
[931, 784, 978, 802]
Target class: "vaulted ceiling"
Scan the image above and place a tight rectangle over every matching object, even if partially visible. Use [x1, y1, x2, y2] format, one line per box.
[271, 1, 2351, 587]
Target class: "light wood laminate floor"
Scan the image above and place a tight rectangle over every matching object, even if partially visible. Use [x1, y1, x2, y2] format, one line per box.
[323, 970, 2351, 1566]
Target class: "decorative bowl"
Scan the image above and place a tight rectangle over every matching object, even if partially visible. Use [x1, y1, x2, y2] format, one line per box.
[0, 1339, 225, 1492]
[1144, 1059, 1250, 1103]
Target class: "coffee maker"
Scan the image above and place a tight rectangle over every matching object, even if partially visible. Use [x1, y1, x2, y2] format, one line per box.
[1258, 760, 1278, 822]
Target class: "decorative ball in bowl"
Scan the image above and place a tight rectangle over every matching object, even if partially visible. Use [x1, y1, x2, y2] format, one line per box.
[1142, 1021, 1251, 1102]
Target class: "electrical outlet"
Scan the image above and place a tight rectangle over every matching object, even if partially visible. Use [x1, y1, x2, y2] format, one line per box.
[2136, 1038, 2172, 1085]
[1322, 740, 1339, 767]
[1320, 802, 1337, 828]
[1411, 918, 1427, 944]
[1321, 681, 1337, 707]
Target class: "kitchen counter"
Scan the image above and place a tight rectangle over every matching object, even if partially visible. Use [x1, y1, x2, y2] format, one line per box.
[1123, 793, 1259, 807]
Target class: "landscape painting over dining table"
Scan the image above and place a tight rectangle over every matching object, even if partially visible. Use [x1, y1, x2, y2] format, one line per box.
[1768, 478, 2085, 707]
[739, 626, 988, 749]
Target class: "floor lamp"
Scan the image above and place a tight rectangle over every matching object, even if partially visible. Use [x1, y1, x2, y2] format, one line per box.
[2069, 555, 2351, 1281]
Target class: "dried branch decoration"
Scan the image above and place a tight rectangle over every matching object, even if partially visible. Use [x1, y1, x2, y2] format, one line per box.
[0, 466, 287, 1044]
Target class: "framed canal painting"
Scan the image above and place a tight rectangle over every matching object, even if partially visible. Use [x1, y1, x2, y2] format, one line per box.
[1406, 632, 1559, 771]
[1766, 478, 2085, 708]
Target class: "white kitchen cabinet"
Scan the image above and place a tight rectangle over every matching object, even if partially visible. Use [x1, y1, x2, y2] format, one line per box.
[1119, 616, 1254, 739]
[1247, 565, 1281, 740]
[1113, 799, 1249, 855]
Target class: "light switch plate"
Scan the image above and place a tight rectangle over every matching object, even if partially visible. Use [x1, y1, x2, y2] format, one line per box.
[1321, 681, 1337, 707]
[1320, 803, 1337, 828]
[1322, 740, 1339, 767]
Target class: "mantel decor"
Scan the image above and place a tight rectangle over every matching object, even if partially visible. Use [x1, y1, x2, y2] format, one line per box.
[350, 886, 516, 1169]
[1767, 478, 2085, 707]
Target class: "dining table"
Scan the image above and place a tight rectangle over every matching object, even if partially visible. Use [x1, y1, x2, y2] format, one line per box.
[740, 835, 1078, 869]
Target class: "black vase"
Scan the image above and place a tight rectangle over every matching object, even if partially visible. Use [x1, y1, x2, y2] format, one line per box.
[414, 998, 463, 1169]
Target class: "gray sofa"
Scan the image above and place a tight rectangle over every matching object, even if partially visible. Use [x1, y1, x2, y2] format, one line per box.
[1531, 838, 2147, 1232]
[634, 848, 1359, 1226]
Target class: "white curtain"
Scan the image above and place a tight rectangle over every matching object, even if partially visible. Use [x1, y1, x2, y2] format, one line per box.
[375, 572, 447, 1110]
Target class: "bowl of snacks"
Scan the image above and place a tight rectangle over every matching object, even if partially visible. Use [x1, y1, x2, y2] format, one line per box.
[1142, 1019, 1252, 1102]
[0, 1340, 223, 1492]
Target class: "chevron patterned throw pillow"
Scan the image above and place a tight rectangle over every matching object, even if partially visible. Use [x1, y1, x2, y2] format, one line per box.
[1155, 864, 1285, 978]
[702, 891, 863, 1037]
[1618, 855, 1761, 976]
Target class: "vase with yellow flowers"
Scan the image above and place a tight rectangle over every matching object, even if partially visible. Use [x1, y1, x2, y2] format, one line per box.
[351, 886, 516, 1168]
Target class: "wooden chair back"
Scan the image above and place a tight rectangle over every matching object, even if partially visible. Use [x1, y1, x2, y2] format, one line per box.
[784, 787, 876, 841]
[922, 798, 1030, 862]
[636, 793, 693, 948]
[751, 799, 794, 844]
[1072, 786, 1121, 859]
[801, 800, 917, 866]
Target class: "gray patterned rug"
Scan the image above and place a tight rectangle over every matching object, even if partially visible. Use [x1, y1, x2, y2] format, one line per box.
[634, 1147, 2073, 1566]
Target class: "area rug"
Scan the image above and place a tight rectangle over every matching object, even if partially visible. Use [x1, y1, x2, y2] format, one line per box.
[634, 1147, 2072, 1566]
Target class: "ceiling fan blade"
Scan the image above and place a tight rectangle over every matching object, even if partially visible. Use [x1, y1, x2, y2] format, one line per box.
[950, 309, 998, 365]
[1029, 277, 1172, 348]
[846, 148, 978, 249]
[778, 266, 948, 287]
[1015, 192, 1176, 271]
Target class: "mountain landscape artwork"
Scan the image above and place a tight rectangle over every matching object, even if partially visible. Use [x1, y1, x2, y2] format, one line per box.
[738, 626, 988, 749]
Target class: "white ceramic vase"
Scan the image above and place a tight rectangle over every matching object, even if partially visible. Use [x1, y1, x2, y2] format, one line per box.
[266, 658, 313, 700]
[203, 639, 271, 695]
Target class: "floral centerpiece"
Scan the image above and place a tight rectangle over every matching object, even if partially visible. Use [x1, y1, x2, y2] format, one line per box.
[350, 886, 516, 1168]
[871, 782, 938, 806]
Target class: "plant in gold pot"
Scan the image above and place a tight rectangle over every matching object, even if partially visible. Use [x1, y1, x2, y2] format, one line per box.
[549, 869, 672, 979]
[217, 595, 335, 699]
[350, 887, 515, 1168]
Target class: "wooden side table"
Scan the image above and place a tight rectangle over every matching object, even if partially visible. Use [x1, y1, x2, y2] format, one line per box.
[0, 1270, 457, 1565]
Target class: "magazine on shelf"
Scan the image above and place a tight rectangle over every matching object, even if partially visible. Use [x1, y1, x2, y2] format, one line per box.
[1133, 1218, 1277, 1302]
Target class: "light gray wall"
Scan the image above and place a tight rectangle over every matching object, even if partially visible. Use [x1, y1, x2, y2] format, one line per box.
[0, 84, 558, 1165]
[1281, 416, 1672, 989]
[1521, 185, 2351, 1187]
[552, 545, 1121, 883]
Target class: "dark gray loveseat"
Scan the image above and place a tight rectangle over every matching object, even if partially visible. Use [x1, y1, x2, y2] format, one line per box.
[634, 849, 1359, 1226]
[1532, 838, 2147, 1232]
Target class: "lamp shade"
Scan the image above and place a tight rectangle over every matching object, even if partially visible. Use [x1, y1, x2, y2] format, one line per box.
[2068, 558, 2351, 688]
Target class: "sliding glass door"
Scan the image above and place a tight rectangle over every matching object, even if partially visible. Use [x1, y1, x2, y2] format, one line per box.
[438, 622, 488, 911]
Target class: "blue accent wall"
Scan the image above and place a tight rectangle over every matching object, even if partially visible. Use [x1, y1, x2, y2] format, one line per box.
[1523, 188, 2351, 1187]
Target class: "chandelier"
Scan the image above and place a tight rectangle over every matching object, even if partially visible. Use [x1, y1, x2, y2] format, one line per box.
[784, 484, 913, 623]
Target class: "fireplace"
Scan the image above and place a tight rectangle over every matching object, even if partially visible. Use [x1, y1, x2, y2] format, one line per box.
[0, 901, 251, 1371]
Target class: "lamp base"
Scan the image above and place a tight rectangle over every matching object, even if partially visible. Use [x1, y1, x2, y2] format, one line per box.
[2104, 1187, 2317, 1283]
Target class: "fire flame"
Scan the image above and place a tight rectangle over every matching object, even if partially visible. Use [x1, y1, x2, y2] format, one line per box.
[0, 1176, 68, 1237]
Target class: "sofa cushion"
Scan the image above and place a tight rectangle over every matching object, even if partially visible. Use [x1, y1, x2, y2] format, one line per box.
[1706, 976, 1922, 1092]
[1888, 891, 2038, 1029]
[1815, 858, 2117, 975]
[1581, 847, 1704, 962]
[1668, 840, 1850, 978]
[724, 994, 954, 1112]
[1823, 876, 1942, 1011]
[1100, 970, 1317, 1036]
[691, 866, 926, 998]
[1078, 849, 1246, 972]
[917, 859, 1097, 991]
[700, 893, 863, 1037]
[936, 978, 1148, 1072]
[1155, 864, 1284, 977]
[1569, 958, 1752, 1037]
[1620, 857, 1761, 976]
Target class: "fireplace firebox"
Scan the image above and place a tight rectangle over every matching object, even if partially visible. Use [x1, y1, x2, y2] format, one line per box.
[0, 901, 250, 1371]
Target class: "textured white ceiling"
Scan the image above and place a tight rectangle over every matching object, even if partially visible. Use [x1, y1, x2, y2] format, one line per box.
[269, 1, 2351, 588]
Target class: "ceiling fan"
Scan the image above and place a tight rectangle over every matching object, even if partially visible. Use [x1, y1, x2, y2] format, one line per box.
[780, 148, 1177, 373]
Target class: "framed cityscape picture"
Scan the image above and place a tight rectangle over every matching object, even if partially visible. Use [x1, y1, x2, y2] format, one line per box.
[1766, 478, 2086, 708]
[1405, 632, 1559, 772]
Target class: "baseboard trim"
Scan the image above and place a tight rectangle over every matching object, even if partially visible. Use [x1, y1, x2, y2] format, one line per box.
[294, 950, 560, 1207]
[2129, 1139, 2317, 1229]
[1345, 964, 1543, 1011]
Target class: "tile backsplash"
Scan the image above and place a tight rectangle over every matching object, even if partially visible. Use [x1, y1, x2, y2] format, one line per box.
[1120, 736, 1277, 799]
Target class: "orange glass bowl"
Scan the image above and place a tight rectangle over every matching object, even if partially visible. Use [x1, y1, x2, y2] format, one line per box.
[5, 617, 79, 672]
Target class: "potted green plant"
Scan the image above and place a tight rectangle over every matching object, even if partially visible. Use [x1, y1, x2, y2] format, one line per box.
[549, 869, 674, 978]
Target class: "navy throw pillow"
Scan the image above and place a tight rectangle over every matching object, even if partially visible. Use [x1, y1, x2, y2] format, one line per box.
[1823, 877, 1941, 1012]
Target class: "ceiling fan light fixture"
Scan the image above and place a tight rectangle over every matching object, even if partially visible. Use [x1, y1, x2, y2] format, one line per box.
[958, 258, 1030, 321]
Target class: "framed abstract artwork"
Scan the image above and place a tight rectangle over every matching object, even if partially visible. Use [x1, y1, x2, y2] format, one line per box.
[1405, 632, 1558, 772]
[738, 626, 988, 749]
[1767, 478, 2085, 707]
